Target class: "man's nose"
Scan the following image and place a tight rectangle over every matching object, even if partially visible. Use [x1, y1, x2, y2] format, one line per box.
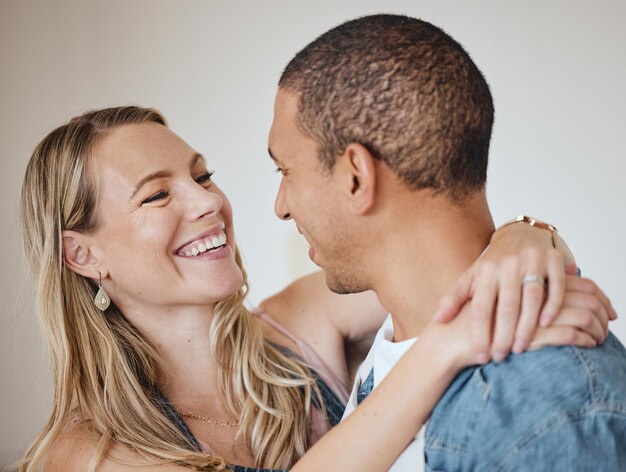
[274, 180, 291, 220]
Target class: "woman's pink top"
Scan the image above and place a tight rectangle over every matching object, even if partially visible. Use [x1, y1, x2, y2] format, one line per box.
[252, 309, 350, 445]
[198, 310, 350, 453]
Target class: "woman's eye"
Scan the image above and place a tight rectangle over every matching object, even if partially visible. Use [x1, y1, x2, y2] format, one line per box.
[275, 167, 288, 176]
[141, 190, 169, 204]
[196, 171, 215, 184]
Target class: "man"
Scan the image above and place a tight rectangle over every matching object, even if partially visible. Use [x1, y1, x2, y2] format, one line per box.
[268, 14, 626, 471]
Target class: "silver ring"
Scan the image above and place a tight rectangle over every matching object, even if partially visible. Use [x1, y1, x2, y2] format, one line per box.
[522, 275, 546, 287]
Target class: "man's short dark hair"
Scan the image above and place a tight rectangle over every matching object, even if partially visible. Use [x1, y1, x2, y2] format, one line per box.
[279, 14, 494, 201]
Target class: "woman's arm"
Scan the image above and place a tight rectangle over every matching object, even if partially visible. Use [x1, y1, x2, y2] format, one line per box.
[259, 271, 387, 385]
[264, 218, 612, 372]
[291, 274, 612, 472]
[261, 271, 387, 344]
[290, 295, 483, 472]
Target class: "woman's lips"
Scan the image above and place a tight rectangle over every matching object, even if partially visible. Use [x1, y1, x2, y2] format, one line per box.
[177, 230, 228, 257]
[178, 242, 232, 261]
[175, 223, 226, 255]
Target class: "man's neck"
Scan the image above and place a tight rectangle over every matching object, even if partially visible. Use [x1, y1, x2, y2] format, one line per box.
[370, 191, 494, 341]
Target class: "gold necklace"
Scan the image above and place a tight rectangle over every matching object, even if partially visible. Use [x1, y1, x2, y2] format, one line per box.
[181, 411, 240, 427]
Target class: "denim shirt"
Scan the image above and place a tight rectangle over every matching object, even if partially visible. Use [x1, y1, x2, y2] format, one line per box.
[424, 332, 626, 471]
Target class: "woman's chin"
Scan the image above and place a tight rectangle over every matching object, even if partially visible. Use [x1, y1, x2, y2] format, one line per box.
[204, 268, 245, 302]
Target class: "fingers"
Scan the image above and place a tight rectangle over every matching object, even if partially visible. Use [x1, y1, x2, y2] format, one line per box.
[566, 276, 618, 321]
[433, 272, 472, 323]
[550, 305, 606, 345]
[490, 258, 521, 361]
[512, 250, 546, 353]
[560, 281, 610, 339]
[564, 263, 579, 276]
[529, 326, 596, 351]
[539, 250, 566, 326]
[470, 263, 498, 364]
[597, 286, 618, 322]
[451, 244, 617, 365]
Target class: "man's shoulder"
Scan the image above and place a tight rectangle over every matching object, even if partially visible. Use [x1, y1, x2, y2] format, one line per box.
[425, 332, 626, 470]
[434, 332, 626, 422]
[479, 332, 626, 405]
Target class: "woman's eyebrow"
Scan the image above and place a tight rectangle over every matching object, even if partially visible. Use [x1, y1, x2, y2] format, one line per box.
[130, 170, 172, 199]
[190, 152, 204, 167]
[130, 153, 204, 199]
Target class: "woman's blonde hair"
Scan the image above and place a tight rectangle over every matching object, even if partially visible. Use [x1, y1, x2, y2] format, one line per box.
[19, 106, 318, 471]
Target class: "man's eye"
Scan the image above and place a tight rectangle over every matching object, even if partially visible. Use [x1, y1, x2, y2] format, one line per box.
[142, 191, 169, 204]
[196, 171, 215, 184]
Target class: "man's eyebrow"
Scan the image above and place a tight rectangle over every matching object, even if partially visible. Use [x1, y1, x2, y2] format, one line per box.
[130, 152, 204, 199]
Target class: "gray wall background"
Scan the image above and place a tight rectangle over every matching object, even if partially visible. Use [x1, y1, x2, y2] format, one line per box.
[1, 0, 624, 466]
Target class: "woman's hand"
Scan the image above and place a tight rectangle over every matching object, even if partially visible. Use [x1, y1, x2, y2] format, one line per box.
[434, 225, 568, 363]
[425, 274, 615, 371]
[433, 221, 617, 364]
[433, 273, 616, 367]
[529, 276, 614, 350]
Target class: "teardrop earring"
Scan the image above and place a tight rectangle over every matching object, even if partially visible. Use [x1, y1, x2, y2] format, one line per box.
[94, 272, 111, 311]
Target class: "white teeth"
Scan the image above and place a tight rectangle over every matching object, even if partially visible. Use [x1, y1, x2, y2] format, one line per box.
[180, 230, 228, 257]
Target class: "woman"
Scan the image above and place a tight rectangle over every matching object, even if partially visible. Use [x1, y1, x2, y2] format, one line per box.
[18, 106, 612, 471]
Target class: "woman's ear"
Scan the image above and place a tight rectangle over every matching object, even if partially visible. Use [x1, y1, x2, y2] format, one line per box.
[338, 143, 378, 215]
[61, 230, 106, 279]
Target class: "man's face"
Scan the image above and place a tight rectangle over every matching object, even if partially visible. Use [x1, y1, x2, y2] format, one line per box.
[268, 89, 366, 293]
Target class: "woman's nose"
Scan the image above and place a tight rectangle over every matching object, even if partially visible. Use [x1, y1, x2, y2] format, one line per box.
[186, 185, 223, 221]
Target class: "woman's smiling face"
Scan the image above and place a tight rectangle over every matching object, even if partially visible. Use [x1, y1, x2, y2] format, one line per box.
[86, 122, 243, 313]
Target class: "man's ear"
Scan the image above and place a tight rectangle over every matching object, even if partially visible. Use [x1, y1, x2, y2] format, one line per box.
[338, 143, 378, 215]
[62, 230, 106, 280]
